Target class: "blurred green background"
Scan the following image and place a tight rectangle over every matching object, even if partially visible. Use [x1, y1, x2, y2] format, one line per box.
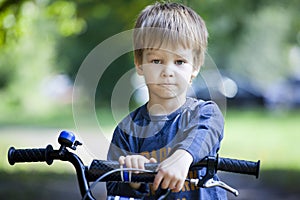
[0, 0, 300, 199]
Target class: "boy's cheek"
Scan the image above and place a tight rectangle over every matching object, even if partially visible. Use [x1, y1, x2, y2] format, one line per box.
[143, 72, 161, 82]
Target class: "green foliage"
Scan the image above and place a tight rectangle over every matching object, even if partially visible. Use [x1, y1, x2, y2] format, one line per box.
[55, 0, 156, 104]
[0, 0, 299, 117]
[0, 0, 84, 115]
[227, 5, 292, 92]
[46, 1, 86, 37]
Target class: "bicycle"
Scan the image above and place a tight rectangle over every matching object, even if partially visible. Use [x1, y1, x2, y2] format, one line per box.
[7, 130, 260, 200]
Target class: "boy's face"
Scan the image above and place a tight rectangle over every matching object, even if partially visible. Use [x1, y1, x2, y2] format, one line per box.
[136, 47, 198, 101]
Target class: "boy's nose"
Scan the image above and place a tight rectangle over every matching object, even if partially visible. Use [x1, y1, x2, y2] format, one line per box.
[161, 65, 174, 77]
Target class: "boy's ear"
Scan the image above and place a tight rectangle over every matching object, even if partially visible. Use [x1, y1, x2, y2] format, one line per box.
[191, 68, 200, 79]
[134, 56, 143, 75]
[135, 63, 144, 75]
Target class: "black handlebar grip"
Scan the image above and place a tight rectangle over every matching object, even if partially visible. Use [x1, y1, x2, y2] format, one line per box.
[218, 157, 260, 178]
[87, 160, 158, 183]
[8, 145, 54, 165]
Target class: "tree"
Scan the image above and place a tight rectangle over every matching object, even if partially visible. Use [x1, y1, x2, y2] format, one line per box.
[0, 0, 84, 114]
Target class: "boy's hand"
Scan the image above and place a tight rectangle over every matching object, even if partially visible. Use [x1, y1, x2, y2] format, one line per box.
[153, 149, 193, 192]
[119, 155, 157, 172]
[119, 155, 157, 189]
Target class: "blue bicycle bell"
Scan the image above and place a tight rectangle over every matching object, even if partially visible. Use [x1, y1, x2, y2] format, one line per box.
[58, 130, 75, 147]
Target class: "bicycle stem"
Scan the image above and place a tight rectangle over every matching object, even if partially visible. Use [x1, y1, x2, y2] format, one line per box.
[47, 147, 96, 200]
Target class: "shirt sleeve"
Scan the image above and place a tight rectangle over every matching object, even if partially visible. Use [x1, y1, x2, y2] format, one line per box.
[172, 101, 224, 165]
[106, 126, 150, 198]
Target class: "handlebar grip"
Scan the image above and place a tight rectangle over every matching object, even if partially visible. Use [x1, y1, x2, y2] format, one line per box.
[218, 157, 260, 178]
[87, 160, 158, 183]
[8, 145, 54, 165]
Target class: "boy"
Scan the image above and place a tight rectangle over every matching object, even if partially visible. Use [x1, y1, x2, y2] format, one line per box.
[107, 2, 227, 199]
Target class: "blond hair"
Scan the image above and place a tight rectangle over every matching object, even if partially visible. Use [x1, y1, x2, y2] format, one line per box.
[133, 2, 208, 69]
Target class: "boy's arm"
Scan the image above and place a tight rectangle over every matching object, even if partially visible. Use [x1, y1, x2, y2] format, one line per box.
[173, 101, 224, 164]
[153, 149, 193, 192]
[153, 101, 224, 192]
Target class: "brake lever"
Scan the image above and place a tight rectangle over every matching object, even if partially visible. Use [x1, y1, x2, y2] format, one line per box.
[188, 156, 239, 196]
[203, 179, 239, 196]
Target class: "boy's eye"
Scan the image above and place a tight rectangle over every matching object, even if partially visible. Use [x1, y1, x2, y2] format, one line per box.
[152, 59, 161, 64]
[175, 60, 185, 65]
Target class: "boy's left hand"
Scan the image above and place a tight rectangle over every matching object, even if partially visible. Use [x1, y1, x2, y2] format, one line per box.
[153, 149, 193, 192]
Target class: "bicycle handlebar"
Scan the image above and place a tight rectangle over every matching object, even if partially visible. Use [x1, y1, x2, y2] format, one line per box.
[8, 145, 54, 165]
[7, 131, 261, 199]
[86, 157, 260, 183]
[8, 146, 260, 181]
[8, 145, 260, 177]
[218, 157, 260, 178]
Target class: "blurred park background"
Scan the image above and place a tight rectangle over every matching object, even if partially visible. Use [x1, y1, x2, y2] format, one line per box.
[0, 0, 300, 199]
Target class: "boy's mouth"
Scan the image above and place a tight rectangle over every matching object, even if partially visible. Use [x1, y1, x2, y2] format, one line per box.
[158, 82, 176, 85]
[158, 83, 176, 87]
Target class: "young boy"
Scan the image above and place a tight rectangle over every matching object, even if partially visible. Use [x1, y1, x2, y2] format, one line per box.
[107, 2, 227, 199]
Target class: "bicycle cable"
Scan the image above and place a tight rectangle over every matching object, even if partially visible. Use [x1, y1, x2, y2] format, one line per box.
[82, 168, 154, 200]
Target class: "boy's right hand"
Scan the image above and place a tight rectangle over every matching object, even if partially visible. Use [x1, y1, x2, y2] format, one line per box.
[119, 155, 157, 173]
[119, 155, 157, 189]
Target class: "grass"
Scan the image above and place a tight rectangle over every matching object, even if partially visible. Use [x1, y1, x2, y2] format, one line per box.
[0, 107, 299, 172]
[220, 108, 300, 170]
[0, 106, 75, 128]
